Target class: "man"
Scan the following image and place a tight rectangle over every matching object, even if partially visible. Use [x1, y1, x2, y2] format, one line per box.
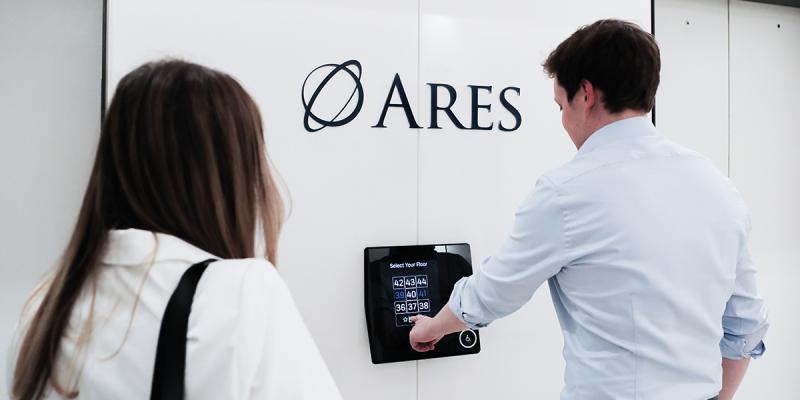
[409, 19, 769, 400]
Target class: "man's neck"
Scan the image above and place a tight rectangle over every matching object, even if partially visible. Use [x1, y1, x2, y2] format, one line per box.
[576, 110, 647, 149]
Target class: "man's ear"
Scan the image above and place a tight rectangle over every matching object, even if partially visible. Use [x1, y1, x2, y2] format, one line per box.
[581, 80, 596, 111]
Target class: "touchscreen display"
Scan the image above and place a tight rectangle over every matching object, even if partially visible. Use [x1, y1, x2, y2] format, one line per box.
[364, 244, 480, 364]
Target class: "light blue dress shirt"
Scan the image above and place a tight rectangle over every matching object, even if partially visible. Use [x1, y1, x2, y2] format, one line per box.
[449, 116, 769, 399]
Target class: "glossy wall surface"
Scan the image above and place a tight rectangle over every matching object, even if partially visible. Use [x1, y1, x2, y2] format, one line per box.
[105, 1, 649, 398]
[728, 1, 800, 396]
[655, 0, 800, 397]
[2, 0, 797, 397]
[0, 0, 103, 392]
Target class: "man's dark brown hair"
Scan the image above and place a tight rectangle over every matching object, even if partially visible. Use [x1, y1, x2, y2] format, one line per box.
[543, 19, 660, 113]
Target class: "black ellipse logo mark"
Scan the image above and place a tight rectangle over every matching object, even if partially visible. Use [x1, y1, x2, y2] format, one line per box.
[301, 60, 364, 132]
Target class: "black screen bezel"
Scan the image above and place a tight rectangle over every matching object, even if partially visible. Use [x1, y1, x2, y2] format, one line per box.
[364, 243, 481, 364]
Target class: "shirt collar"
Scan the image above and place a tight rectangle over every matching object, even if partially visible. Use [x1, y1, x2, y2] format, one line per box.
[577, 115, 657, 155]
[101, 228, 218, 266]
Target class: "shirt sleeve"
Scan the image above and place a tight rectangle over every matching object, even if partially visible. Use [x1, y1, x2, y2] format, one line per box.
[720, 213, 769, 359]
[241, 262, 342, 399]
[448, 177, 567, 329]
[186, 260, 342, 400]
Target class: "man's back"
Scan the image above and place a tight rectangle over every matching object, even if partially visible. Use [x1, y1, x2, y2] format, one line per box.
[547, 116, 763, 398]
[447, 116, 768, 399]
[412, 19, 768, 400]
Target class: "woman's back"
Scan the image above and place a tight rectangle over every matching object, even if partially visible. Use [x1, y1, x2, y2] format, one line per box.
[9, 229, 340, 399]
[8, 60, 335, 399]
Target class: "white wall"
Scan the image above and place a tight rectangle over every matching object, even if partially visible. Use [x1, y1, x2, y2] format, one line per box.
[655, 0, 730, 174]
[2, 0, 798, 398]
[105, 1, 650, 399]
[729, 1, 800, 396]
[0, 0, 103, 393]
[655, 0, 800, 397]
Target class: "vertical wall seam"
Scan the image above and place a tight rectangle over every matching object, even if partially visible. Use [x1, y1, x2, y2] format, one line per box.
[651, 0, 656, 126]
[416, 0, 421, 248]
[727, 0, 732, 178]
[415, 1, 422, 399]
[101, 0, 108, 124]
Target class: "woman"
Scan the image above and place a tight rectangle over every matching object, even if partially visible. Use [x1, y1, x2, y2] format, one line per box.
[8, 60, 341, 399]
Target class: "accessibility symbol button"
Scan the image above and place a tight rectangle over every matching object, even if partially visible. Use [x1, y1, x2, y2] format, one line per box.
[459, 329, 477, 349]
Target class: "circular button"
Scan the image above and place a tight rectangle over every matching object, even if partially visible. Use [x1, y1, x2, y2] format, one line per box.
[458, 329, 477, 349]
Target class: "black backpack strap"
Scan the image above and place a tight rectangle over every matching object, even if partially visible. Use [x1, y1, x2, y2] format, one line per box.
[150, 258, 216, 400]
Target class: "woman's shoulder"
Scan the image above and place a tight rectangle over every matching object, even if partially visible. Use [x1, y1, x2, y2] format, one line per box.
[205, 258, 280, 281]
[185, 259, 341, 399]
[187, 257, 293, 358]
[195, 258, 290, 307]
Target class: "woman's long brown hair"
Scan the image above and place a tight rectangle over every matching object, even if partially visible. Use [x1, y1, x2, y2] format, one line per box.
[12, 60, 284, 400]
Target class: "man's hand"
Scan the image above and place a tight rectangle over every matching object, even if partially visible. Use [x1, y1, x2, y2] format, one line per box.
[409, 315, 444, 352]
[409, 305, 469, 352]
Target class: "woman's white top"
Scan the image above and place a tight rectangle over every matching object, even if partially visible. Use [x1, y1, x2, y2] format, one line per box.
[7, 228, 341, 399]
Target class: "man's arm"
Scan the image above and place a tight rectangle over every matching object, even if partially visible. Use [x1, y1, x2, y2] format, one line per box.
[409, 177, 567, 351]
[718, 209, 768, 398]
[719, 357, 750, 400]
[447, 177, 567, 330]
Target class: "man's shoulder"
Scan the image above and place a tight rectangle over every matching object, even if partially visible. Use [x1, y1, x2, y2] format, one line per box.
[543, 135, 707, 187]
[542, 153, 608, 188]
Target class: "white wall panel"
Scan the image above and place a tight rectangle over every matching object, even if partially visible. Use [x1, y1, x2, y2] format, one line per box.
[100, 0, 800, 398]
[729, 1, 800, 397]
[108, 1, 653, 398]
[416, 2, 650, 398]
[655, 0, 799, 396]
[655, 0, 729, 173]
[1, 0, 795, 396]
[0, 0, 102, 393]
[107, 1, 420, 399]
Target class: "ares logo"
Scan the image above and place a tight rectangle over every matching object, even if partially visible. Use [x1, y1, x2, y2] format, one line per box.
[301, 59, 522, 133]
[301, 60, 364, 132]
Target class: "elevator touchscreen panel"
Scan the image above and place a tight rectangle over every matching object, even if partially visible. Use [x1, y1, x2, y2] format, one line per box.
[364, 244, 481, 364]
